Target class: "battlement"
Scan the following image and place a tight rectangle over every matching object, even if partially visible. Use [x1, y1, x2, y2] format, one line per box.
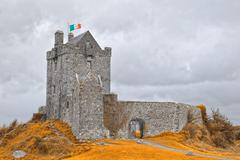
[47, 30, 111, 60]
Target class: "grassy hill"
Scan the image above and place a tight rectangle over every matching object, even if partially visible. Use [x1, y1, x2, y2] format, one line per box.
[0, 108, 240, 160]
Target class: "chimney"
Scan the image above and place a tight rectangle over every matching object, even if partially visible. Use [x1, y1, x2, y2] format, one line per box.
[68, 32, 74, 41]
[55, 30, 64, 47]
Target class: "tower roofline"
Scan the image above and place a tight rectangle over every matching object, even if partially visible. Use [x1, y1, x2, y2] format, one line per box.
[66, 31, 101, 49]
[67, 31, 88, 45]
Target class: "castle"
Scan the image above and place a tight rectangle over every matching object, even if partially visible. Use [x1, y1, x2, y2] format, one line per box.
[43, 30, 202, 139]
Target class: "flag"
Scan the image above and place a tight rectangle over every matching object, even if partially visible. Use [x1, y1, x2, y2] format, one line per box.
[69, 23, 81, 32]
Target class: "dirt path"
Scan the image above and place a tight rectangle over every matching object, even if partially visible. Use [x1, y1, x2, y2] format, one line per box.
[140, 140, 230, 160]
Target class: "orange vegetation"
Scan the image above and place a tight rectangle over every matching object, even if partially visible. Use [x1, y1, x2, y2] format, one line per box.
[0, 120, 92, 160]
[66, 132, 240, 160]
[0, 120, 240, 160]
[66, 139, 213, 160]
[146, 132, 240, 160]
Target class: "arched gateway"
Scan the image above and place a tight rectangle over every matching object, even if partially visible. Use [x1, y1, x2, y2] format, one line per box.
[128, 118, 145, 139]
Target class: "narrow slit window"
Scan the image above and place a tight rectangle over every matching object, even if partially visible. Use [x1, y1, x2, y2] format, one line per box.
[66, 101, 69, 109]
[53, 85, 56, 94]
[54, 62, 57, 70]
[87, 61, 92, 69]
[87, 56, 93, 69]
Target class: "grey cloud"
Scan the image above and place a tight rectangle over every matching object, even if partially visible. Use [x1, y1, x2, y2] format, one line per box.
[0, 0, 239, 125]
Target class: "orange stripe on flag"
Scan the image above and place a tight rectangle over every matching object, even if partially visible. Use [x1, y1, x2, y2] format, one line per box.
[77, 24, 81, 29]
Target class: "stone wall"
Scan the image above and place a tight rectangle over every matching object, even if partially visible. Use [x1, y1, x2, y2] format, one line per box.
[103, 94, 202, 138]
[103, 94, 128, 136]
[46, 30, 111, 139]
[74, 72, 108, 139]
[38, 106, 47, 114]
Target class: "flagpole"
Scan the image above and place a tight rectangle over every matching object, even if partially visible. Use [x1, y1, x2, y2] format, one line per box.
[67, 22, 70, 34]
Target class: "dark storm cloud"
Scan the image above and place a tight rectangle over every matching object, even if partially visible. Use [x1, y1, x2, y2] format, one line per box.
[0, 0, 239, 125]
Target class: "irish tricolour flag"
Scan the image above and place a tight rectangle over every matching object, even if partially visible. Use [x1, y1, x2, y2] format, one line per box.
[69, 23, 81, 32]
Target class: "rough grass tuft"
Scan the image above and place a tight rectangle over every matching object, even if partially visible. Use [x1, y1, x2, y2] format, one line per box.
[206, 109, 235, 148]
[184, 106, 238, 148]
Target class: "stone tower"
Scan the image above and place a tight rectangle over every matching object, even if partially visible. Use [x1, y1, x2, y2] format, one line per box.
[46, 30, 111, 139]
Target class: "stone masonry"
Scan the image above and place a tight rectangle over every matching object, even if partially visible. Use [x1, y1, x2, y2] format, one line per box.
[46, 30, 110, 139]
[103, 94, 202, 138]
[44, 30, 202, 139]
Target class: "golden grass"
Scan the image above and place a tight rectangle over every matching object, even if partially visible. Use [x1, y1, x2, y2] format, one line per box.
[0, 120, 92, 160]
[1, 120, 240, 160]
[146, 132, 240, 160]
[65, 139, 214, 160]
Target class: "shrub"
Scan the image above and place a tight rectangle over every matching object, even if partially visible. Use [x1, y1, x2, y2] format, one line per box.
[206, 109, 235, 148]
[235, 126, 240, 140]
[184, 107, 237, 148]
[31, 113, 47, 122]
[183, 122, 213, 145]
[0, 120, 18, 138]
[7, 119, 18, 132]
[196, 104, 208, 124]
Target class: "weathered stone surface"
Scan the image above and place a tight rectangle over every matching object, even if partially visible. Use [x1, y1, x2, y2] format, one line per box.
[46, 31, 111, 139]
[103, 94, 202, 138]
[45, 30, 202, 140]
[38, 106, 47, 114]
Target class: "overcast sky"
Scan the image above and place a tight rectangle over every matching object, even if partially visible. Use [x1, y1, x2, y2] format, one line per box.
[0, 0, 240, 125]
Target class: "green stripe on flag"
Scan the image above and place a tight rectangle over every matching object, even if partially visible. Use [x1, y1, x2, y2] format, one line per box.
[70, 24, 74, 32]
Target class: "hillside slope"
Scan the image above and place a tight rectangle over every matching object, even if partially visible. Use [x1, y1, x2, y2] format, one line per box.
[0, 120, 90, 160]
[0, 120, 240, 160]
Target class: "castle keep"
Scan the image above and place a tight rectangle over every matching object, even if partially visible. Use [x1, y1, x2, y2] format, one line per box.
[44, 30, 202, 139]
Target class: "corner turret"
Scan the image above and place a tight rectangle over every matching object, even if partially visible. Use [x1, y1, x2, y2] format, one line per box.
[68, 32, 74, 41]
[55, 30, 64, 47]
[104, 47, 112, 57]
